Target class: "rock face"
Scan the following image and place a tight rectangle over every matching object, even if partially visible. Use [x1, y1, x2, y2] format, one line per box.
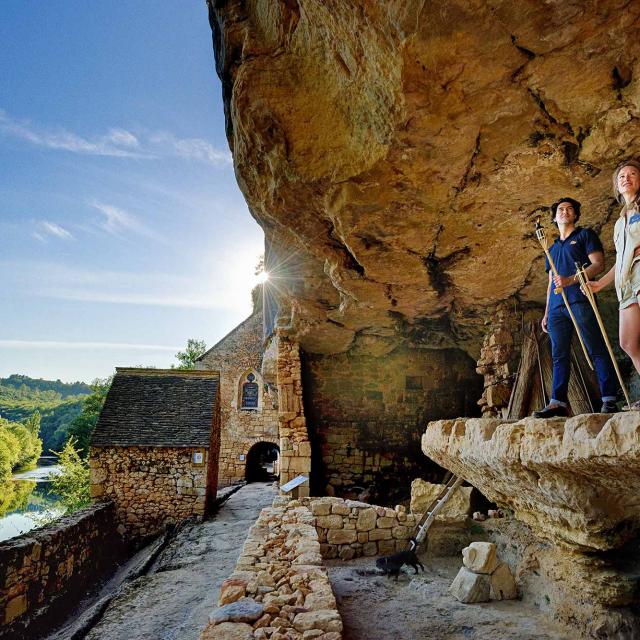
[410, 478, 472, 521]
[208, 0, 640, 355]
[422, 414, 640, 551]
[424, 416, 640, 637]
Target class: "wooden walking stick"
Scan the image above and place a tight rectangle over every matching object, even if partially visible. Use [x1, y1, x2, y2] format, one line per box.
[534, 218, 594, 370]
[574, 262, 631, 408]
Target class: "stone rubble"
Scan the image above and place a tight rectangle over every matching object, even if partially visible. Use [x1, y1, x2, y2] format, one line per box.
[450, 542, 516, 604]
[449, 568, 491, 604]
[462, 541, 499, 574]
[201, 501, 343, 640]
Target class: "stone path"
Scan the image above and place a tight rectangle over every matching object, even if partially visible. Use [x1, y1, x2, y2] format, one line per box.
[327, 556, 573, 640]
[82, 482, 277, 640]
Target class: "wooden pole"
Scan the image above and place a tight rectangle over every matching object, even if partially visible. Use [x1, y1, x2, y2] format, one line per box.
[534, 220, 594, 370]
[574, 262, 631, 407]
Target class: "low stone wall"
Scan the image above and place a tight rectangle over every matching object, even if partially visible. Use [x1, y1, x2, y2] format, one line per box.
[201, 501, 342, 640]
[90, 445, 212, 538]
[0, 501, 124, 638]
[301, 497, 420, 560]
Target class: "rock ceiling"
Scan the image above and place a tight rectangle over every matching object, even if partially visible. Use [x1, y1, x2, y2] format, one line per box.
[208, 0, 640, 356]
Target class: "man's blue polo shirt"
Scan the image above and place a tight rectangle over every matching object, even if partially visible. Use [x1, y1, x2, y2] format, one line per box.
[545, 226, 603, 310]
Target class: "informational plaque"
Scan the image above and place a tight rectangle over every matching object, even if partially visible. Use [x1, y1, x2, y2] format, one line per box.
[241, 373, 259, 408]
[280, 475, 309, 493]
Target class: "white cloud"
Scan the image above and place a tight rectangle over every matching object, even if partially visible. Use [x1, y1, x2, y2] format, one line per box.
[0, 340, 181, 351]
[104, 128, 139, 148]
[39, 221, 74, 240]
[90, 201, 151, 237]
[0, 108, 231, 166]
[148, 131, 232, 166]
[0, 109, 145, 158]
[0, 259, 259, 313]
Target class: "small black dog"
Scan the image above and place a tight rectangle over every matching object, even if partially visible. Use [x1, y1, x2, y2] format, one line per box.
[375, 537, 425, 581]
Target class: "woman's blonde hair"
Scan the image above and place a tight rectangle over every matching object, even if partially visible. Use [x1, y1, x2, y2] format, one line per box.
[612, 159, 640, 210]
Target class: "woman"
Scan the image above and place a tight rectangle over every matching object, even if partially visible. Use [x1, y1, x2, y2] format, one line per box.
[587, 159, 640, 408]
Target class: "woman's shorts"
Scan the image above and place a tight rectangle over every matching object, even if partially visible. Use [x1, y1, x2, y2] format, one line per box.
[619, 261, 640, 309]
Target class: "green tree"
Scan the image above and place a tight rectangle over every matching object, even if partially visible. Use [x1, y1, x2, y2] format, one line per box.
[50, 438, 90, 512]
[24, 410, 41, 436]
[0, 425, 20, 479]
[173, 338, 207, 370]
[65, 377, 112, 456]
[6, 423, 42, 470]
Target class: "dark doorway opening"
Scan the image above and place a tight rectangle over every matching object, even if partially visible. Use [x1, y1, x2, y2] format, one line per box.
[245, 442, 280, 482]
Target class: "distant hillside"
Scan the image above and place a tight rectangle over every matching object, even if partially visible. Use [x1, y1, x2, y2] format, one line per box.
[0, 374, 91, 398]
[0, 375, 92, 452]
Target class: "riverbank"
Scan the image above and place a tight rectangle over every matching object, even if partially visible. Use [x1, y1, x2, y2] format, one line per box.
[0, 457, 63, 542]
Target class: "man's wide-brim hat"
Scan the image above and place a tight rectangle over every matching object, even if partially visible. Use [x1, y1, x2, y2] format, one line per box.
[551, 197, 582, 216]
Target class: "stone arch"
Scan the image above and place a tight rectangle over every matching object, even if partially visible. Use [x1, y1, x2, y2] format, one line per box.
[231, 368, 264, 411]
[245, 440, 280, 482]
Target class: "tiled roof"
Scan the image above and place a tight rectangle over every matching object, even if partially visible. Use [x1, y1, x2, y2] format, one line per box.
[91, 368, 219, 448]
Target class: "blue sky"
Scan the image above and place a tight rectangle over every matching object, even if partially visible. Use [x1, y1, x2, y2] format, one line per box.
[0, 2, 264, 383]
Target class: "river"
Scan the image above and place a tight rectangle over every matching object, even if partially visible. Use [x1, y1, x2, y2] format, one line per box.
[0, 456, 65, 543]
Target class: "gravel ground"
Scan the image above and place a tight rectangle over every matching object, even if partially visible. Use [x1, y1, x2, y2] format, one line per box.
[326, 555, 573, 640]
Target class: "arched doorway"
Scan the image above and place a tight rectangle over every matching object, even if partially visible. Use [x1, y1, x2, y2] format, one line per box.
[245, 442, 280, 482]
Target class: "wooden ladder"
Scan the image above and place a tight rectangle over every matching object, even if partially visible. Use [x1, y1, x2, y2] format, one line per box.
[414, 472, 464, 550]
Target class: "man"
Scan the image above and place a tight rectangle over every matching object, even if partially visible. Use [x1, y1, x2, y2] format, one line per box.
[533, 197, 619, 417]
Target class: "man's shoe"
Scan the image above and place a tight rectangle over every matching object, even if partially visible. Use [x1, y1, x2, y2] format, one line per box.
[601, 401, 618, 414]
[532, 404, 568, 418]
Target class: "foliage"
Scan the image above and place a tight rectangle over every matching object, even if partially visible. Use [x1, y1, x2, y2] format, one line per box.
[0, 375, 91, 452]
[49, 438, 90, 512]
[65, 378, 112, 456]
[40, 400, 85, 452]
[6, 421, 42, 470]
[0, 414, 43, 477]
[0, 374, 91, 397]
[0, 427, 20, 479]
[0, 479, 36, 517]
[173, 338, 207, 370]
[251, 253, 266, 312]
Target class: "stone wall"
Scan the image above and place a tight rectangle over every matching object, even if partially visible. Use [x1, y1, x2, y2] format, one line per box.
[475, 301, 518, 416]
[0, 502, 123, 638]
[201, 500, 342, 640]
[277, 330, 311, 496]
[89, 445, 214, 538]
[197, 312, 280, 486]
[302, 346, 481, 502]
[301, 497, 420, 561]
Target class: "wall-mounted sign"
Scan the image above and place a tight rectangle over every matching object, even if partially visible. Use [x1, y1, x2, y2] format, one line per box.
[241, 373, 259, 408]
[239, 454, 245, 461]
[192, 451, 204, 465]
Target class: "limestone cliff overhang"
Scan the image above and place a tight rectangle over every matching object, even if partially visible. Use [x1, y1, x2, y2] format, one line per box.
[422, 414, 640, 552]
[91, 368, 220, 449]
[208, 0, 640, 356]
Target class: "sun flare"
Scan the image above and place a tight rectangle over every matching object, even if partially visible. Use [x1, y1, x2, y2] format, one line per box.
[255, 270, 270, 284]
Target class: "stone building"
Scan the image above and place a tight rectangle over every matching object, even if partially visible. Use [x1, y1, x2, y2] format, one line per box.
[89, 368, 220, 538]
[196, 310, 280, 487]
